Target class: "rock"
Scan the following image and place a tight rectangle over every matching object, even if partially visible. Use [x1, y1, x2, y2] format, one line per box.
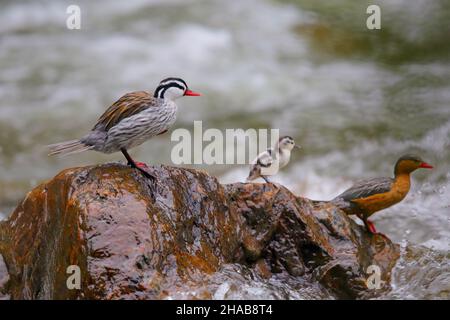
[226, 183, 399, 298]
[0, 164, 399, 299]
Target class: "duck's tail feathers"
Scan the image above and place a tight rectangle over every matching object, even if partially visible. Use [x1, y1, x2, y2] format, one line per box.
[246, 173, 259, 182]
[246, 166, 260, 182]
[48, 140, 94, 156]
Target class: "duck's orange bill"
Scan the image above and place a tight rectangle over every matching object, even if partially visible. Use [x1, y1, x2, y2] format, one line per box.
[419, 162, 433, 169]
[184, 89, 201, 96]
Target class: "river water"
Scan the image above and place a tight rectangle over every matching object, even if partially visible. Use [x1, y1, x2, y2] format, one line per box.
[0, 0, 449, 299]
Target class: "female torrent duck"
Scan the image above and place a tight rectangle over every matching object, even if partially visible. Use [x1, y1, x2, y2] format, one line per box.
[331, 154, 433, 235]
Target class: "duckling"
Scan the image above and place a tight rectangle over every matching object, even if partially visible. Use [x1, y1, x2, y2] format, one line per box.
[246, 136, 301, 183]
[331, 154, 433, 235]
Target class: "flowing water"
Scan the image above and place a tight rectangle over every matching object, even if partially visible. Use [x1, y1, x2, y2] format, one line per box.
[0, 0, 449, 299]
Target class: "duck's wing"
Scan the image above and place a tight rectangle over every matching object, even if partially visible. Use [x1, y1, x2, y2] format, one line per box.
[335, 177, 394, 202]
[247, 148, 275, 181]
[255, 148, 274, 167]
[93, 91, 156, 131]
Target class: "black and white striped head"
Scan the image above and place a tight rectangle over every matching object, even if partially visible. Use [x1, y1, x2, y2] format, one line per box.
[153, 77, 201, 101]
[277, 136, 301, 151]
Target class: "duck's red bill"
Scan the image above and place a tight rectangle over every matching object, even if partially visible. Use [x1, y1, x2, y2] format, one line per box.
[184, 90, 201, 96]
[419, 162, 433, 169]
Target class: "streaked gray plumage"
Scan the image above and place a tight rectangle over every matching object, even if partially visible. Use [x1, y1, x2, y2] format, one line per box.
[81, 92, 176, 154]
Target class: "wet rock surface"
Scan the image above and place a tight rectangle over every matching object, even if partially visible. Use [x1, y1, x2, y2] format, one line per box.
[0, 164, 400, 299]
[226, 183, 399, 299]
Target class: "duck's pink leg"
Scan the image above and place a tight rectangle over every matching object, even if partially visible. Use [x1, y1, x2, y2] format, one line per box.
[365, 219, 377, 234]
[364, 219, 389, 239]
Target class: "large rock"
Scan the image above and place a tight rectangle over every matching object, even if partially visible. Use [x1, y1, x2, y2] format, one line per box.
[227, 183, 399, 298]
[0, 164, 399, 299]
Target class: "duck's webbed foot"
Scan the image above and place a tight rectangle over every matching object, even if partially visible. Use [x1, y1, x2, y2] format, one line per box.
[365, 219, 377, 234]
[364, 218, 389, 240]
[135, 165, 157, 181]
[121, 148, 156, 181]
[126, 159, 157, 200]
[262, 176, 280, 189]
[134, 161, 149, 170]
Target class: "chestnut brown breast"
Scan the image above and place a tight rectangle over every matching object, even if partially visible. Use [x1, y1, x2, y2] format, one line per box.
[352, 174, 411, 217]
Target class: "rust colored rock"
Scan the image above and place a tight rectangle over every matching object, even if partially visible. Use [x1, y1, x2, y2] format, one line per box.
[0, 164, 242, 299]
[0, 164, 400, 299]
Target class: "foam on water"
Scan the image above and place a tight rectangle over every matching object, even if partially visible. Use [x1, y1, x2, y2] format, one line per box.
[379, 243, 450, 299]
[166, 264, 332, 300]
